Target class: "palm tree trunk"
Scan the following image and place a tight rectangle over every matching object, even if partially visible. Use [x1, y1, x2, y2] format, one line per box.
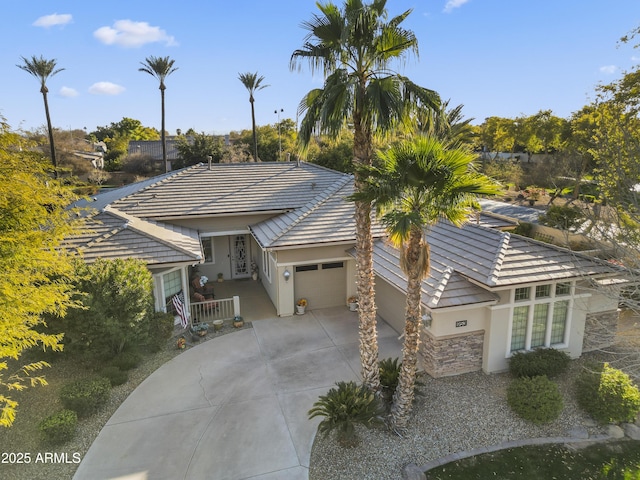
[251, 99, 258, 161]
[390, 229, 424, 431]
[353, 111, 380, 393]
[160, 86, 168, 173]
[41, 89, 58, 178]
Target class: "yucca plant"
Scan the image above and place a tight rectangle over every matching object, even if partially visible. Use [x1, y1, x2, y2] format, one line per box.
[308, 381, 383, 448]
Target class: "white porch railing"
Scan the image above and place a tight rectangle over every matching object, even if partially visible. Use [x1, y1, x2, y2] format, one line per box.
[189, 295, 240, 326]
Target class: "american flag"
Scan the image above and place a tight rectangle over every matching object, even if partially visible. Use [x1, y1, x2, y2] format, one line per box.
[172, 290, 189, 328]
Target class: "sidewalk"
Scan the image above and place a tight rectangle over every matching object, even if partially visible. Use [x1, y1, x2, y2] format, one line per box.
[73, 307, 402, 480]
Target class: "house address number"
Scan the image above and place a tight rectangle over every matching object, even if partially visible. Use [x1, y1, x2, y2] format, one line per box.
[455, 320, 467, 328]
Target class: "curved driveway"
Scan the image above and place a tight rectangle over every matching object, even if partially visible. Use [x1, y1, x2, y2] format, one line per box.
[73, 308, 402, 480]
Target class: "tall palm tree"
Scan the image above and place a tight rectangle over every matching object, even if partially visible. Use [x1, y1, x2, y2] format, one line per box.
[17, 55, 64, 177]
[139, 56, 178, 173]
[238, 72, 269, 161]
[291, 0, 440, 392]
[355, 136, 500, 431]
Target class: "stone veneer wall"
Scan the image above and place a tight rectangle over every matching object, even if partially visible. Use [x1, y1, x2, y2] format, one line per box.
[582, 310, 619, 352]
[420, 329, 484, 378]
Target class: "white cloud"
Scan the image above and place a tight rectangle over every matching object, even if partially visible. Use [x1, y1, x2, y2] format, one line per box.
[632, 55, 640, 63]
[443, 0, 470, 13]
[88, 82, 125, 95]
[33, 13, 72, 28]
[59, 87, 78, 98]
[93, 20, 177, 48]
[599, 65, 617, 75]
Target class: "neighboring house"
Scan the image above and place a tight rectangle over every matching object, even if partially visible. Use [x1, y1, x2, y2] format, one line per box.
[128, 137, 186, 170]
[67, 162, 624, 376]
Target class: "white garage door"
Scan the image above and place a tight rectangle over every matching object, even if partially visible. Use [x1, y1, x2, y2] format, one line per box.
[294, 262, 346, 309]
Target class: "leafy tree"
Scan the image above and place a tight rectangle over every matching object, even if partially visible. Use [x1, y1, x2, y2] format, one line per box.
[354, 136, 499, 430]
[238, 72, 269, 161]
[17, 55, 64, 177]
[139, 56, 178, 173]
[58, 259, 155, 359]
[478, 116, 517, 158]
[175, 132, 224, 168]
[231, 120, 298, 163]
[291, 0, 439, 392]
[0, 118, 80, 427]
[308, 131, 355, 173]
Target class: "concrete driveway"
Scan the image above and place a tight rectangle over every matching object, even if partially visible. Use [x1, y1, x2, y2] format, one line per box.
[73, 307, 402, 480]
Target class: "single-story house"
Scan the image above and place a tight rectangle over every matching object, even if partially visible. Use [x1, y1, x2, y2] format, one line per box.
[67, 161, 624, 376]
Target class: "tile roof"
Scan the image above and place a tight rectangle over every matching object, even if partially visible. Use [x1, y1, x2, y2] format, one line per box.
[65, 207, 202, 265]
[371, 240, 498, 309]
[368, 219, 618, 309]
[106, 162, 348, 219]
[427, 221, 616, 287]
[250, 178, 387, 248]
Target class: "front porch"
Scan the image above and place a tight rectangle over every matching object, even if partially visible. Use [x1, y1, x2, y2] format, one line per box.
[190, 278, 276, 324]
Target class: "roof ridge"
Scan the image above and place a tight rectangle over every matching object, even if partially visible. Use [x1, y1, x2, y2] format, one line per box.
[427, 266, 453, 308]
[261, 176, 352, 245]
[104, 207, 202, 261]
[486, 231, 510, 286]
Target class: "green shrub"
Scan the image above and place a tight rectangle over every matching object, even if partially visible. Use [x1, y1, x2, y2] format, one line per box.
[110, 351, 142, 371]
[509, 348, 571, 378]
[39, 409, 78, 445]
[507, 375, 563, 424]
[308, 381, 384, 448]
[575, 362, 640, 424]
[100, 366, 129, 386]
[60, 377, 111, 417]
[379, 357, 401, 395]
[146, 311, 175, 352]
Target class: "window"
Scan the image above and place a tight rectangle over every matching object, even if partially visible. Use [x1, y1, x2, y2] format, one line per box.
[510, 306, 528, 351]
[163, 270, 182, 313]
[322, 262, 344, 269]
[295, 264, 318, 272]
[551, 300, 569, 344]
[509, 282, 571, 353]
[514, 287, 530, 301]
[262, 250, 271, 281]
[202, 237, 215, 264]
[535, 285, 551, 298]
[531, 304, 549, 347]
[556, 283, 571, 296]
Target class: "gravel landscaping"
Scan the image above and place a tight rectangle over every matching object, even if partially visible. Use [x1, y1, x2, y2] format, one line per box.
[309, 351, 635, 480]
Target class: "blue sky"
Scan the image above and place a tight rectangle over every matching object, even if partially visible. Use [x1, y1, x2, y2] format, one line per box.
[2, 0, 640, 135]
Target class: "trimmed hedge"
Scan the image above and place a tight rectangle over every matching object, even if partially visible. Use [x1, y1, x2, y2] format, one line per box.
[509, 348, 571, 378]
[575, 362, 640, 424]
[507, 375, 563, 424]
[60, 377, 111, 417]
[39, 409, 78, 445]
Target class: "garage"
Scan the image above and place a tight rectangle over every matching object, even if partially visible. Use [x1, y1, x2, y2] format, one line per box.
[294, 261, 346, 309]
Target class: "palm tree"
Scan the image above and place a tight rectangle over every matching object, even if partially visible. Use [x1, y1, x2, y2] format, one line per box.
[238, 72, 269, 161]
[355, 136, 499, 431]
[291, 0, 440, 392]
[17, 55, 64, 177]
[139, 56, 178, 173]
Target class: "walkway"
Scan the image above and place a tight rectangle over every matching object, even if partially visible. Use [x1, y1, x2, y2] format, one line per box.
[73, 307, 402, 480]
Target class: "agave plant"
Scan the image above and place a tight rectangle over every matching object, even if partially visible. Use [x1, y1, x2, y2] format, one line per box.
[308, 381, 383, 448]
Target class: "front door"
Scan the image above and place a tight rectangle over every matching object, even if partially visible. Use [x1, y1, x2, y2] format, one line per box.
[230, 235, 250, 279]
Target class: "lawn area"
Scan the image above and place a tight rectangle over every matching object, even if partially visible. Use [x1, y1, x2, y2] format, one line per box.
[426, 439, 640, 479]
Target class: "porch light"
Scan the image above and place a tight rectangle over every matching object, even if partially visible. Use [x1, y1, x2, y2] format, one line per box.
[283, 269, 291, 281]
